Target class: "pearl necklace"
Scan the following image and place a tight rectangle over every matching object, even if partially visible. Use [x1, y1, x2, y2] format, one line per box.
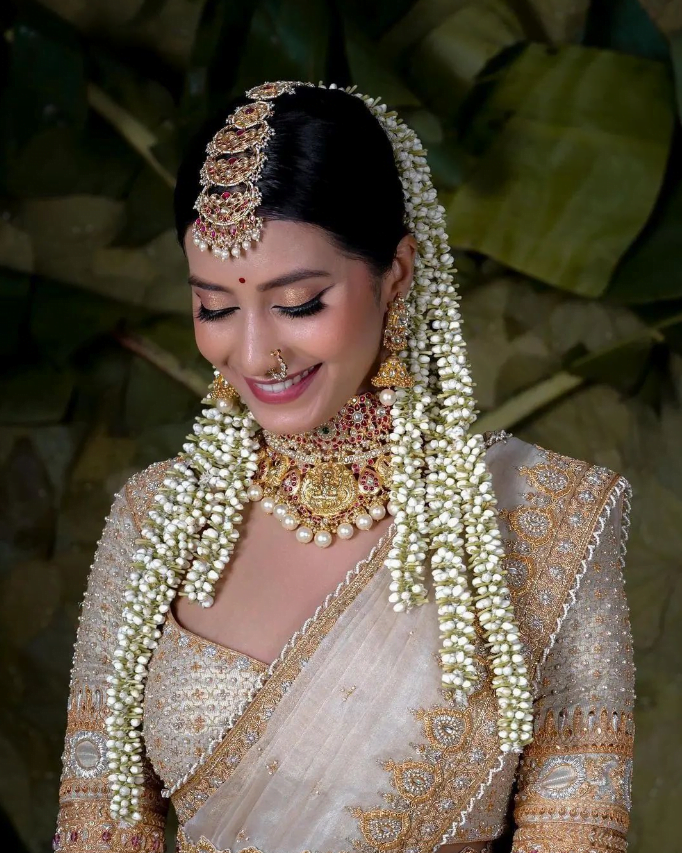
[246, 391, 396, 547]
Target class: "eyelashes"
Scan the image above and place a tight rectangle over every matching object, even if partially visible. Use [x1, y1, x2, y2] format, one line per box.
[195, 296, 327, 323]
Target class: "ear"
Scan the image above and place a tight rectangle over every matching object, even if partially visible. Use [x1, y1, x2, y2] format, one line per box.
[381, 233, 418, 308]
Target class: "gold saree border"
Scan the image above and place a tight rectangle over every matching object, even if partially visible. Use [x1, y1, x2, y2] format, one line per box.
[348, 448, 627, 853]
[172, 522, 396, 823]
[175, 827, 494, 853]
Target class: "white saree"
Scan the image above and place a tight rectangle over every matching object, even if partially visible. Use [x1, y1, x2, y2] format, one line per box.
[55, 432, 635, 853]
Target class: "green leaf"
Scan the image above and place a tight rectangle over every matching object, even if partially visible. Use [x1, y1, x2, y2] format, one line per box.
[607, 138, 682, 304]
[180, 0, 261, 131]
[1, 3, 87, 149]
[337, 0, 415, 41]
[404, 0, 527, 124]
[344, 22, 423, 108]
[233, 0, 333, 93]
[445, 43, 675, 297]
[520, 0, 591, 43]
[115, 165, 175, 247]
[0, 362, 74, 426]
[3, 116, 142, 198]
[583, 0, 670, 60]
[667, 27, 682, 120]
[0, 270, 32, 363]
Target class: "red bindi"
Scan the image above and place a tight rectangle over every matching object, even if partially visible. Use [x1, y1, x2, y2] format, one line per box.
[239, 277, 246, 283]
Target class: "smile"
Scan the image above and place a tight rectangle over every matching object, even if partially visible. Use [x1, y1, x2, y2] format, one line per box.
[246, 363, 322, 403]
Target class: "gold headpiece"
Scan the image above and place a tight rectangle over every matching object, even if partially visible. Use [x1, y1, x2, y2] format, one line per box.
[191, 81, 313, 260]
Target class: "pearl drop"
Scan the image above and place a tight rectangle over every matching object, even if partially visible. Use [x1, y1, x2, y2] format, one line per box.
[379, 388, 396, 406]
[337, 523, 354, 540]
[369, 504, 386, 521]
[217, 398, 235, 412]
[261, 497, 275, 514]
[356, 513, 373, 531]
[282, 514, 299, 531]
[295, 526, 313, 544]
[314, 530, 332, 548]
[387, 501, 399, 516]
[274, 503, 289, 520]
[247, 484, 263, 501]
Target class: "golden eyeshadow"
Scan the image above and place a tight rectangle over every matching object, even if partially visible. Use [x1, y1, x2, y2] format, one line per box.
[272, 289, 318, 307]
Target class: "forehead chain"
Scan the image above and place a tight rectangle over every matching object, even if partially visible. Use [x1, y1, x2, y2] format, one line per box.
[192, 81, 314, 261]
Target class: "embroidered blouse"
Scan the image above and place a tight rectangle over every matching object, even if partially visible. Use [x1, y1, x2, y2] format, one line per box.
[54, 433, 635, 853]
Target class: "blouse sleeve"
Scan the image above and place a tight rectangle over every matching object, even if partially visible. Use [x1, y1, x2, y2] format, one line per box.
[511, 478, 636, 853]
[54, 488, 168, 853]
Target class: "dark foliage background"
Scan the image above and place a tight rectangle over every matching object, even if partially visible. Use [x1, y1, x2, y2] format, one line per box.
[0, 0, 681, 850]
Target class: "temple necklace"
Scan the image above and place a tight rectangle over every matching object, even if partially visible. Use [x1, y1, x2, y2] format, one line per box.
[245, 391, 396, 547]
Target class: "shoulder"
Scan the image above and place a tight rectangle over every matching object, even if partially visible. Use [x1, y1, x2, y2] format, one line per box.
[482, 429, 631, 525]
[482, 431, 633, 674]
[122, 457, 180, 532]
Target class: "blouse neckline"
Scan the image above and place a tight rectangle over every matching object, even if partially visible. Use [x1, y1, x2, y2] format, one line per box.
[167, 605, 270, 673]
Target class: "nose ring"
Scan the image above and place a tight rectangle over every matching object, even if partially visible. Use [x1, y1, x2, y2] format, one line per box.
[266, 349, 288, 381]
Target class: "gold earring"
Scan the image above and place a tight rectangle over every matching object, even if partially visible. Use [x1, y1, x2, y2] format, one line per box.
[371, 295, 414, 389]
[209, 370, 240, 404]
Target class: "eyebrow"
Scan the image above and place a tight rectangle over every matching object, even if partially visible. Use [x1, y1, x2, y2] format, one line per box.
[188, 268, 331, 294]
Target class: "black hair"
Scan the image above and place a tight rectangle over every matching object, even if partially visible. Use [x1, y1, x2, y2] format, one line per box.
[173, 86, 409, 283]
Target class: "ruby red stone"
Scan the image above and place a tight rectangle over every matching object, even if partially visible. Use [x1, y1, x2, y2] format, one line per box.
[236, 129, 245, 136]
[101, 831, 113, 842]
[245, 107, 254, 114]
[228, 157, 237, 164]
[222, 191, 231, 199]
[69, 831, 78, 843]
[229, 227, 236, 235]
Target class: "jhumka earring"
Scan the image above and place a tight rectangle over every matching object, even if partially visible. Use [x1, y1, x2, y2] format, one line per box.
[209, 369, 240, 409]
[370, 295, 414, 403]
[266, 349, 288, 381]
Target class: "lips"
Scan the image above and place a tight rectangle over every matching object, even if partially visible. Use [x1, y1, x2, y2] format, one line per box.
[252, 364, 316, 389]
[245, 363, 322, 404]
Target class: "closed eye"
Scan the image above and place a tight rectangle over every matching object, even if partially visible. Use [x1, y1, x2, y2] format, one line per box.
[194, 289, 331, 323]
[195, 304, 236, 322]
[275, 295, 326, 319]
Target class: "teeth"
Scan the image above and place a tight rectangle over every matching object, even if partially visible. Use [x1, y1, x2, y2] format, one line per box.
[254, 364, 316, 393]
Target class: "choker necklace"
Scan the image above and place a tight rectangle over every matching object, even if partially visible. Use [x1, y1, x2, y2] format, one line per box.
[246, 391, 396, 547]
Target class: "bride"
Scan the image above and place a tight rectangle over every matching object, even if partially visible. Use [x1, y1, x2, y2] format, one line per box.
[54, 81, 635, 853]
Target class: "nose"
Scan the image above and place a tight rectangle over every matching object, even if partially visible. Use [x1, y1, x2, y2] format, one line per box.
[233, 310, 282, 380]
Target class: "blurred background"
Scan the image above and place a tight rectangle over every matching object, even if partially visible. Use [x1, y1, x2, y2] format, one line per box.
[0, 0, 680, 850]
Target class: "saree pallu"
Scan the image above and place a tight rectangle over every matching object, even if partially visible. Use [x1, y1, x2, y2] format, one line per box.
[55, 434, 635, 853]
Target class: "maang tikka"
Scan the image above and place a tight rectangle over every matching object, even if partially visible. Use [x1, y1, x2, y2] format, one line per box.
[192, 80, 313, 259]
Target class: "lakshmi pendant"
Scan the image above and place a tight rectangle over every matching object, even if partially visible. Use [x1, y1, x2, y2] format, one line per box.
[246, 392, 395, 547]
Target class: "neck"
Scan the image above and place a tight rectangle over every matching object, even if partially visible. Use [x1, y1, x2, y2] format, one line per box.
[260, 390, 392, 459]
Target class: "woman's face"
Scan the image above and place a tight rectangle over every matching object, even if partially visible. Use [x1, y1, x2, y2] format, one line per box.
[185, 220, 416, 434]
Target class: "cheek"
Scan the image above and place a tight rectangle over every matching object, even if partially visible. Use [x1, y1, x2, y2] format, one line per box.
[306, 300, 381, 361]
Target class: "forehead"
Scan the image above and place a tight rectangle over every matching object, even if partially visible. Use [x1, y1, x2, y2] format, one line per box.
[185, 219, 343, 285]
